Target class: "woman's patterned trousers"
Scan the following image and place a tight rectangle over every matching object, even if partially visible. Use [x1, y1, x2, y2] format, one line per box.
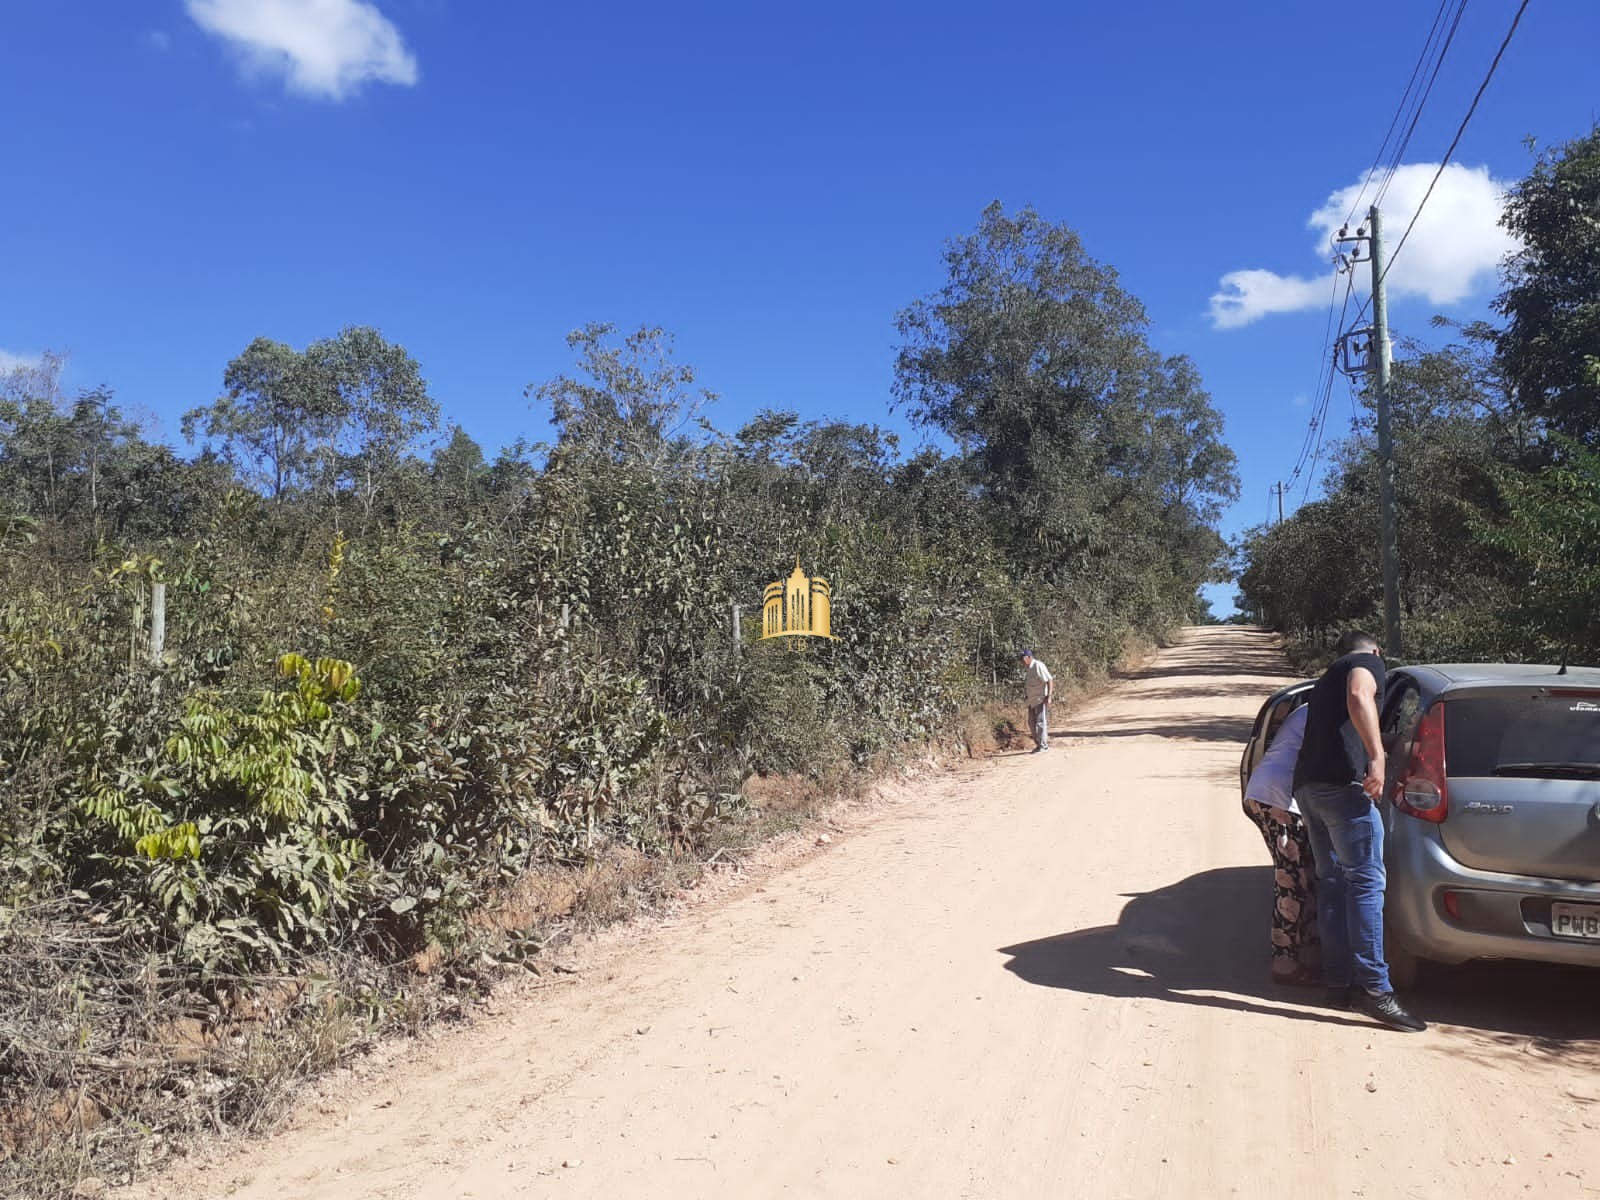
[1241, 797, 1321, 978]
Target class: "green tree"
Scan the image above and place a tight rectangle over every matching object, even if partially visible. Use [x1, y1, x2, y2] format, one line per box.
[1235, 495, 1376, 636]
[533, 323, 712, 471]
[306, 326, 439, 520]
[1142, 354, 1241, 523]
[1236, 334, 1525, 658]
[894, 202, 1151, 548]
[893, 203, 1236, 633]
[1496, 127, 1600, 446]
[1484, 438, 1600, 661]
[0, 365, 207, 553]
[0, 352, 72, 525]
[430, 424, 489, 516]
[182, 337, 329, 503]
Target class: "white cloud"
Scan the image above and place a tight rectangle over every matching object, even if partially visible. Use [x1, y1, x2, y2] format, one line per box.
[0, 349, 42, 374]
[143, 30, 172, 51]
[1210, 270, 1333, 330]
[1209, 162, 1517, 329]
[185, 0, 418, 100]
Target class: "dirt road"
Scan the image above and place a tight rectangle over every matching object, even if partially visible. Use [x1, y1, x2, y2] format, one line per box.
[145, 627, 1600, 1199]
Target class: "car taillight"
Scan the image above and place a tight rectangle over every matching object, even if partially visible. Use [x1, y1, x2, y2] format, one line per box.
[1394, 702, 1448, 822]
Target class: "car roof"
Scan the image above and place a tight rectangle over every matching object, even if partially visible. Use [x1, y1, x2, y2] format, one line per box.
[1397, 662, 1600, 690]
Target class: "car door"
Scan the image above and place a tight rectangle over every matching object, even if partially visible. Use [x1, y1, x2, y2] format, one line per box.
[1379, 672, 1426, 803]
[1240, 681, 1314, 798]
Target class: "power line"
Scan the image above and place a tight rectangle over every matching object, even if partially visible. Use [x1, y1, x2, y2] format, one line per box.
[1286, 253, 1358, 490]
[1287, 343, 1339, 501]
[1347, 373, 1366, 442]
[1281, 0, 1528, 517]
[1339, 0, 1465, 229]
[1286, 371, 1327, 488]
[1299, 364, 1338, 506]
[1350, 0, 1532, 329]
[1377, 0, 1532, 292]
[1287, 272, 1356, 493]
[1287, 1, 1466, 513]
[1290, 267, 1358, 503]
[1372, 0, 1470, 211]
[1286, 275, 1343, 487]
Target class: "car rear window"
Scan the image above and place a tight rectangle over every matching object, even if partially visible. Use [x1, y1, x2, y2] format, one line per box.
[1444, 694, 1600, 778]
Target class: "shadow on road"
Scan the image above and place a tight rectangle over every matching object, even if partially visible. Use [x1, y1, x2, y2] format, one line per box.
[1413, 957, 1600, 1073]
[1114, 629, 1299, 685]
[998, 866, 1366, 1027]
[1120, 663, 1297, 682]
[1001, 866, 1600, 1060]
[1052, 714, 1255, 744]
[1129, 683, 1288, 704]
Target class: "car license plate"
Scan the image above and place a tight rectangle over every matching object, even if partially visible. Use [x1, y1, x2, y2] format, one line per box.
[1551, 902, 1600, 940]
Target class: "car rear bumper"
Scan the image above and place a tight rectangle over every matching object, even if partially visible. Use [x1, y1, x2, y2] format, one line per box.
[1385, 814, 1600, 968]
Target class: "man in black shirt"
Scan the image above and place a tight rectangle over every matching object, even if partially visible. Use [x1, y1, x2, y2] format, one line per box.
[1294, 630, 1426, 1033]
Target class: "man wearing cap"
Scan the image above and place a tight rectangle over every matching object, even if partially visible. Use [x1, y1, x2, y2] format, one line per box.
[1020, 650, 1053, 753]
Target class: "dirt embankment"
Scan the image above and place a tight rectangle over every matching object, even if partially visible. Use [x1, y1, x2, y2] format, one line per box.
[128, 627, 1600, 1200]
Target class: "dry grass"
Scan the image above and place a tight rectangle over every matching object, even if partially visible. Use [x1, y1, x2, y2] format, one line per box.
[0, 902, 437, 1200]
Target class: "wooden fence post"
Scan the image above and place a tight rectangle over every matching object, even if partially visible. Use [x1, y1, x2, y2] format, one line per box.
[150, 582, 166, 665]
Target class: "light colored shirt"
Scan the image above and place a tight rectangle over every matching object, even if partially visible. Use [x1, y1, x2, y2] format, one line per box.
[1023, 658, 1053, 705]
[1245, 703, 1307, 814]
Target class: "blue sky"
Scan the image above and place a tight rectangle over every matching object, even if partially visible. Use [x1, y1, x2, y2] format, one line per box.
[4, 1, 1597, 612]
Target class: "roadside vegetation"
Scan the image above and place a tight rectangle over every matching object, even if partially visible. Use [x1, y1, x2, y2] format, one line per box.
[0, 205, 1236, 1194]
[1236, 127, 1600, 667]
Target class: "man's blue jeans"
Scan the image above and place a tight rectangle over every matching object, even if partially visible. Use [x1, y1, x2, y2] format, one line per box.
[1295, 781, 1391, 994]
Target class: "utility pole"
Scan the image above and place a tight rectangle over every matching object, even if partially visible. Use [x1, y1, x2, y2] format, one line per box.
[1335, 207, 1403, 657]
[1271, 482, 1285, 526]
[1368, 206, 1402, 657]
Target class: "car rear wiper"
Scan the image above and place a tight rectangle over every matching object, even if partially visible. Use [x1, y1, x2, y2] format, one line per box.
[1492, 761, 1600, 778]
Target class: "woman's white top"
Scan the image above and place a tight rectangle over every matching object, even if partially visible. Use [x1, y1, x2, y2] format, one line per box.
[1244, 703, 1308, 815]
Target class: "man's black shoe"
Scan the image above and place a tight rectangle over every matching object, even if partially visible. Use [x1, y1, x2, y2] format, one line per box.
[1325, 985, 1351, 1010]
[1353, 989, 1427, 1032]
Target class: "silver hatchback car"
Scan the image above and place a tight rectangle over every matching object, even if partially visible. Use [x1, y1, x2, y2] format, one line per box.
[1379, 663, 1600, 985]
[1240, 664, 1600, 987]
